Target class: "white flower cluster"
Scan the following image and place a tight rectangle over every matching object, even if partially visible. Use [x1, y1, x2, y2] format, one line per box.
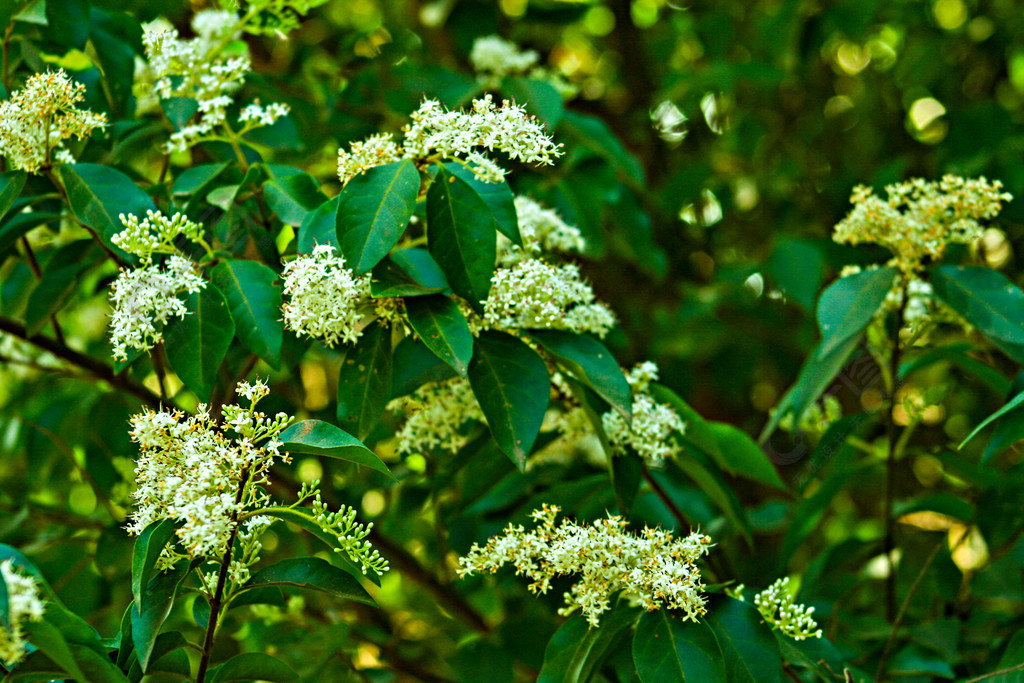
[142, 9, 289, 153]
[388, 377, 485, 456]
[602, 362, 686, 464]
[833, 175, 1012, 273]
[113, 210, 204, 263]
[0, 560, 46, 665]
[753, 578, 822, 640]
[337, 133, 404, 185]
[108, 255, 207, 361]
[0, 69, 107, 173]
[483, 260, 615, 337]
[498, 196, 585, 265]
[458, 504, 713, 627]
[280, 245, 373, 347]
[469, 35, 576, 97]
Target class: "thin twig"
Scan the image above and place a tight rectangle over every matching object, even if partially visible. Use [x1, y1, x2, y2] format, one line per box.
[966, 662, 1024, 682]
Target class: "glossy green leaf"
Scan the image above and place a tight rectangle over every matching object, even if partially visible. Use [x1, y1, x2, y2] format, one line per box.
[127, 631, 191, 681]
[982, 370, 1024, 462]
[336, 322, 393, 440]
[265, 172, 326, 227]
[208, 652, 301, 683]
[89, 8, 140, 119]
[278, 419, 393, 478]
[369, 256, 448, 297]
[239, 557, 375, 606]
[164, 285, 235, 401]
[468, 331, 550, 470]
[335, 160, 419, 273]
[670, 454, 753, 547]
[633, 611, 725, 683]
[816, 265, 896, 355]
[446, 163, 521, 246]
[504, 77, 565, 126]
[298, 196, 339, 252]
[537, 608, 640, 683]
[131, 560, 193, 672]
[705, 596, 783, 683]
[131, 519, 177, 612]
[0, 170, 26, 223]
[24, 261, 85, 336]
[776, 633, 847, 682]
[255, 506, 381, 586]
[22, 619, 85, 681]
[530, 329, 631, 421]
[961, 379, 1024, 452]
[57, 163, 155, 260]
[427, 164, 497, 307]
[930, 265, 1024, 364]
[405, 294, 473, 377]
[211, 260, 284, 368]
[390, 336, 457, 398]
[649, 383, 724, 466]
[708, 422, 788, 492]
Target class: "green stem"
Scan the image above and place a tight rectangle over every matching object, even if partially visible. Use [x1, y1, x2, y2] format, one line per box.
[883, 279, 909, 624]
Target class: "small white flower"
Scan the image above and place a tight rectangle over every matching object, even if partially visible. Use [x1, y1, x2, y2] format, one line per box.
[336, 133, 404, 185]
[458, 504, 713, 628]
[388, 377, 485, 457]
[499, 196, 585, 265]
[470, 35, 540, 78]
[601, 362, 686, 464]
[0, 560, 46, 665]
[280, 244, 373, 347]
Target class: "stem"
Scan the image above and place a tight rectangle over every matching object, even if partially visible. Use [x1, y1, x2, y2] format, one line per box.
[0, 315, 162, 408]
[2, 21, 13, 92]
[18, 236, 67, 345]
[967, 662, 1024, 682]
[883, 281, 908, 623]
[195, 469, 250, 683]
[152, 343, 168, 402]
[782, 663, 803, 683]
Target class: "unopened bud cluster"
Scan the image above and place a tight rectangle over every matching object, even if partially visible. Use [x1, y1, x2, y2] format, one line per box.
[0, 560, 46, 665]
[753, 577, 822, 640]
[0, 69, 107, 173]
[458, 504, 712, 628]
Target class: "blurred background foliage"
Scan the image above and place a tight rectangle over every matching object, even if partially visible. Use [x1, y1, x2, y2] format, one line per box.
[6, 0, 1024, 680]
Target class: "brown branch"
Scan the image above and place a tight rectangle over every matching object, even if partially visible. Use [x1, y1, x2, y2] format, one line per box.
[0, 315, 162, 408]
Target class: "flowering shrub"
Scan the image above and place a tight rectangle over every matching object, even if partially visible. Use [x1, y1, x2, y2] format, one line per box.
[3, 1, 1024, 682]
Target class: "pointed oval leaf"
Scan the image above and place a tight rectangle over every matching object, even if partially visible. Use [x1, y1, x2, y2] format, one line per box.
[265, 172, 326, 227]
[633, 611, 726, 683]
[239, 557, 375, 606]
[211, 260, 284, 368]
[298, 195, 340, 252]
[336, 322, 393, 440]
[427, 164, 497, 307]
[57, 163, 155, 260]
[22, 620, 86, 681]
[930, 265, 1024, 364]
[468, 331, 550, 470]
[707, 422, 788, 492]
[530, 329, 630, 421]
[0, 170, 27, 223]
[446, 163, 521, 246]
[131, 519, 178, 610]
[816, 266, 896, 355]
[538, 608, 640, 683]
[164, 284, 235, 401]
[370, 256, 448, 297]
[208, 652, 300, 683]
[278, 419, 393, 479]
[132, 560, 194, 672]
[405, 294, 473, 377]
[391, 336, 457, 399]
[705, 596, 783, 683]
[336, 160, 420, 273]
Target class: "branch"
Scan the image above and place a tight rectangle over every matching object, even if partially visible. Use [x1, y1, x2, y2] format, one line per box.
[0, 316, 163, 408]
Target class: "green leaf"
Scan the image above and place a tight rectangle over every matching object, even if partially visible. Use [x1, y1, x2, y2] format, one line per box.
[265, 173, 327, 227]
[982, 370, 1024, 462]
[164, 284, 235, 401]
[298, 196, 340, 252]
[707, 422, 788, 492]
[503, 77, 565, 127]
[390, 336, 457, 398]
[0, 211, 61, 257]
[427, 164, 497, 307]
[405, 294, 474, 377]
[468, 331, 550, 470]
[445, 164, 521, 246]
[530, 329, 630, 421]
[335, 160, 419, 273]
[930, 265, 1024, 364]
[208, 652, 301, 683]
[45, 0, 90, 48]
[369, 256, 448, 297]
[336, 322, 393, 440]
[57, 163, 156, 260]
[131, 560, 193, 672]
[127, 631, 191, 681]
[161, 97, 199, 131]
[649, 384, 724, 466]
[278, 420, 393, 478]
[211, 260, 284, 368]
[22, 620, 86, 681]
[816, 266, 896, 355]
[670, 455, 752, 547]
[0, 170, 27, 223]
[89, 8, 141, 119]
[776, 634, 847, 682]
[705, 596, 783, 683]
[256, 506, 381, 586]
[633, 611, 725, 683]
[131, 519, 177, 612]
[24, 260, 86, 336]
[558, 112, 644, 185]
[537, 608, 640, 683]
[453, 640, 514, 683]
[239, 557, 375, 606]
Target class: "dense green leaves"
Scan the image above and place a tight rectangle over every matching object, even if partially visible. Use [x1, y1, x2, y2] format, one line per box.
[468, 331, 550, 469]
[405, 294, 474, 376]
[538, 608, 639, 683]
[164, 285, 235, 401]
[278, 419, 392, 478]
[705, 597, 783, 683]
[211, 260, 284, 368]
[930, 265, 1024, 364]
[335, 160, 420, 273]
[427, 164, 497, 307]
[57, 163, 156, 259]
[633, 611, 725, 682]
[336, 322, 393, 440]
